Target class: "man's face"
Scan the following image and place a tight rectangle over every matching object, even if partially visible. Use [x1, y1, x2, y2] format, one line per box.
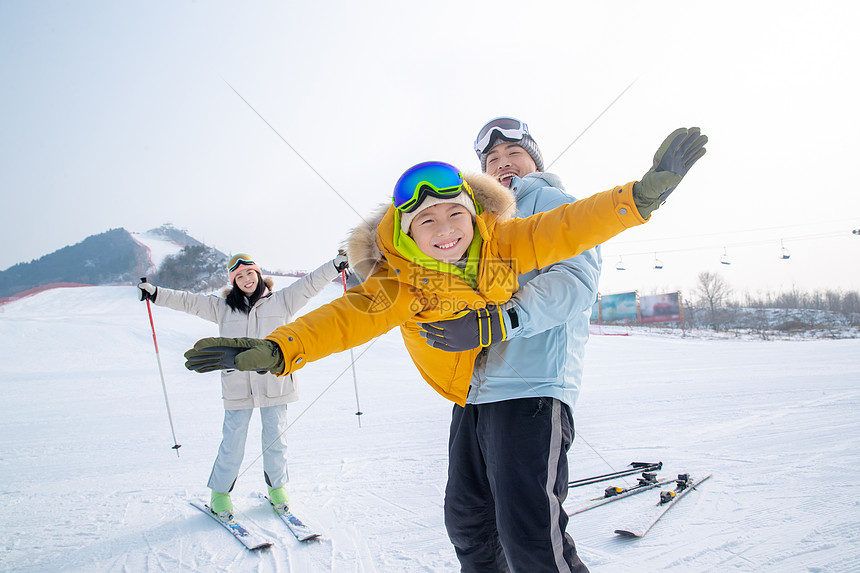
[409, 202, 474, 264]
[485, 141, 538, 188]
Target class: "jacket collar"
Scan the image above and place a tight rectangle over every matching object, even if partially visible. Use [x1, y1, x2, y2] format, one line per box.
[510, 171, 565, 201]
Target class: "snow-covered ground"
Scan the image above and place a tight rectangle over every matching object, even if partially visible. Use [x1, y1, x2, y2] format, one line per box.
[2, 280, 859, 572]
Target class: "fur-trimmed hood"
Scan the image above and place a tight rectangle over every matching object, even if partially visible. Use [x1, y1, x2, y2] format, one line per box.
[344, 172, 517, 281]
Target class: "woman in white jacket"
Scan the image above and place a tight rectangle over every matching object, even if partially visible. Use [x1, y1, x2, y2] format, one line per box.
[138, 252, 347, 519]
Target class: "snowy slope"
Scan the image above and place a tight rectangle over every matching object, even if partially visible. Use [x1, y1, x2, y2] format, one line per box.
[1, 281, 859, 572]
[131, 231, 185, 275]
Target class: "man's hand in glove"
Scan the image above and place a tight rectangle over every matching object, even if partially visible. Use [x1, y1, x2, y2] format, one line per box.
[633, 127, 708, 219]
[184, 337, 285, 375]
[419, 306, 509, 352]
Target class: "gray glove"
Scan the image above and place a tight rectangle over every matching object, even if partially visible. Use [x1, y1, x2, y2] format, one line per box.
[184, 337, 285, 374]
[137, 281, 157, 302]
[419, 306, 508, 352]
[633, 127, 707, 218]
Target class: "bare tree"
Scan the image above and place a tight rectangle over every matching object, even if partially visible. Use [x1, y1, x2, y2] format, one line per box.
[695, 271, 733, 312]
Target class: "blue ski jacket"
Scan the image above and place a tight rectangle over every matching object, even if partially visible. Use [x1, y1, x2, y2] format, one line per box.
[466, 172, 602, 409]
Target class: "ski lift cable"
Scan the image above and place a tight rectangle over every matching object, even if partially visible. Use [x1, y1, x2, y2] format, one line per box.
[607, 229, 849, 253]
[603, 229, 851, 259]
[607, 218, 858, 248]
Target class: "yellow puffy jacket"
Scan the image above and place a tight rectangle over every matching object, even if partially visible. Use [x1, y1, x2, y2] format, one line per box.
[266, 173, 647, 405]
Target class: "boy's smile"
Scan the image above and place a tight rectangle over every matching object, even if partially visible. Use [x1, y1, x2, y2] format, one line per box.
[409, 202, 475, 264]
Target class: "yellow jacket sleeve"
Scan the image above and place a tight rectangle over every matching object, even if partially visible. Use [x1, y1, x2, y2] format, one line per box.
[265, 272, 420, 376]
[492, 182, 646, 273]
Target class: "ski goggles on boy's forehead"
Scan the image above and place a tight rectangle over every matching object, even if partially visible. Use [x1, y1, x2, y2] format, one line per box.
[474, 117, 530, 155]
[392, 161, 473, 214]
[228, 255, 256, 272]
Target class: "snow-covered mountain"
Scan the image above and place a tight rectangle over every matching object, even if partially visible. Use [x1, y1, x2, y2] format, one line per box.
[0, 224, 228, 302]
[2, 282, 858, 572]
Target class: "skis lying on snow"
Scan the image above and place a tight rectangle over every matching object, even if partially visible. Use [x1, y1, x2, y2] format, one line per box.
[260, 494, 321, 542]
[189, 501, 273, 551]
[569, 472, 676, 516]
[568, 461, 663, 488]
[614, 473, 712, 538]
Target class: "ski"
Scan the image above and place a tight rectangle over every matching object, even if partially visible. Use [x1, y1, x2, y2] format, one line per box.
[568, 461, 663, 488]
[614, 473, 712, 538]
[189, 500, 272, 551]
[260, 494, 321, 542]
[569, 472, 676, 516]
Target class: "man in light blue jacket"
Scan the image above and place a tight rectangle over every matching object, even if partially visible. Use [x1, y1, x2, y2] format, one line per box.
[421, 117, 598, 572]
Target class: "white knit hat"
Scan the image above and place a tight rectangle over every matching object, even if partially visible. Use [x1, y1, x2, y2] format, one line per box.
[400, 192, 477, 234]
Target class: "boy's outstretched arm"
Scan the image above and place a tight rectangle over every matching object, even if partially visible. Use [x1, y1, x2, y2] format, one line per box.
[185, 273, 418, 375]
[633, 127, 708, 218]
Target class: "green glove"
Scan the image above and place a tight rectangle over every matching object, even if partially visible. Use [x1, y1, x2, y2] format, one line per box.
[184, 337, 285, 375]
[633, 127, 708, 218]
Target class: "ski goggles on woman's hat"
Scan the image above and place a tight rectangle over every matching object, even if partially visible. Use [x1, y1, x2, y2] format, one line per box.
[392, 161, 474, 214]
[474, 117, 530, 156]
[228, 254, 257, 272]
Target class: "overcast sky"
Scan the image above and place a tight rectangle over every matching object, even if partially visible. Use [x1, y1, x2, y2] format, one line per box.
[2, 1, 858, 297]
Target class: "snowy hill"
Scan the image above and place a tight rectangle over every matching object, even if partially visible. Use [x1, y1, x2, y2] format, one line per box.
[131, 228, 188, 272]
[0, 224, 228, 302]
[1, 282, 859, 572]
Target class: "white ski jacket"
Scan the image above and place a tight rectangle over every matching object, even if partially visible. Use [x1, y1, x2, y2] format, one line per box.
[153, 260, 339, 410]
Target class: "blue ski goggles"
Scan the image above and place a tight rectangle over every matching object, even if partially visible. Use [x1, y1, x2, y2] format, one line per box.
[392, 161, 473, 214]
[474, 116, 530, 156]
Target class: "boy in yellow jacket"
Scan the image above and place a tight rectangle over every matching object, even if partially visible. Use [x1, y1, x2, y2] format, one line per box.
[184, 127, 707, 406]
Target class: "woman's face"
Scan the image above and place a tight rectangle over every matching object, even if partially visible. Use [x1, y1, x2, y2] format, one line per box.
[233, 267, 259, 295]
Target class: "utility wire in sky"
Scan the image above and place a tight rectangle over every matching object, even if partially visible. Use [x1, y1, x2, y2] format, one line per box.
[221, 77, 366, 222]
[545, 78, 638, 171]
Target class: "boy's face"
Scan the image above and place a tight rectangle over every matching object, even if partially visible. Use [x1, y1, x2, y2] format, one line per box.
[484, 141, 537, 188]
[409, 202, 474, 264]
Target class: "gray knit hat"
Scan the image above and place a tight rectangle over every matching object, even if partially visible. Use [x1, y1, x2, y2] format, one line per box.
[474, 117, 545, 173]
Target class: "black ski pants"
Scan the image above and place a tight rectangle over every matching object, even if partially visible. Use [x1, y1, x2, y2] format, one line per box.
[444, 397, 589, 573]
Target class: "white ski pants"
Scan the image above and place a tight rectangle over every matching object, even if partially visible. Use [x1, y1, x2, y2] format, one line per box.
[207, 404, 289, 494]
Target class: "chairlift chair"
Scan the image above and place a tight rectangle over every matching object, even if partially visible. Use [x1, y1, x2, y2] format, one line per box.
[615, 256, 625, 271]
[720, 247, 731, 265]
[779, 240, 791, 260]
[653, 253, 663, 270]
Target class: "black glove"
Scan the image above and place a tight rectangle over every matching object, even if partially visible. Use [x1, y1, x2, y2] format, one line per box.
[137, 281, 157, 302]
[184, 337, 285, 374]
[419, 306, 509, 352]
[333, 250, 349, 272]
[633, 127, 708, 218]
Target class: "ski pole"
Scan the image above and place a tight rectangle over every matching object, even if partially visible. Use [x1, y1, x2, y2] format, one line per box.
[568, 461, 662, 488]
[341, 270, 364, 427]
[141, 277, 182, 456]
